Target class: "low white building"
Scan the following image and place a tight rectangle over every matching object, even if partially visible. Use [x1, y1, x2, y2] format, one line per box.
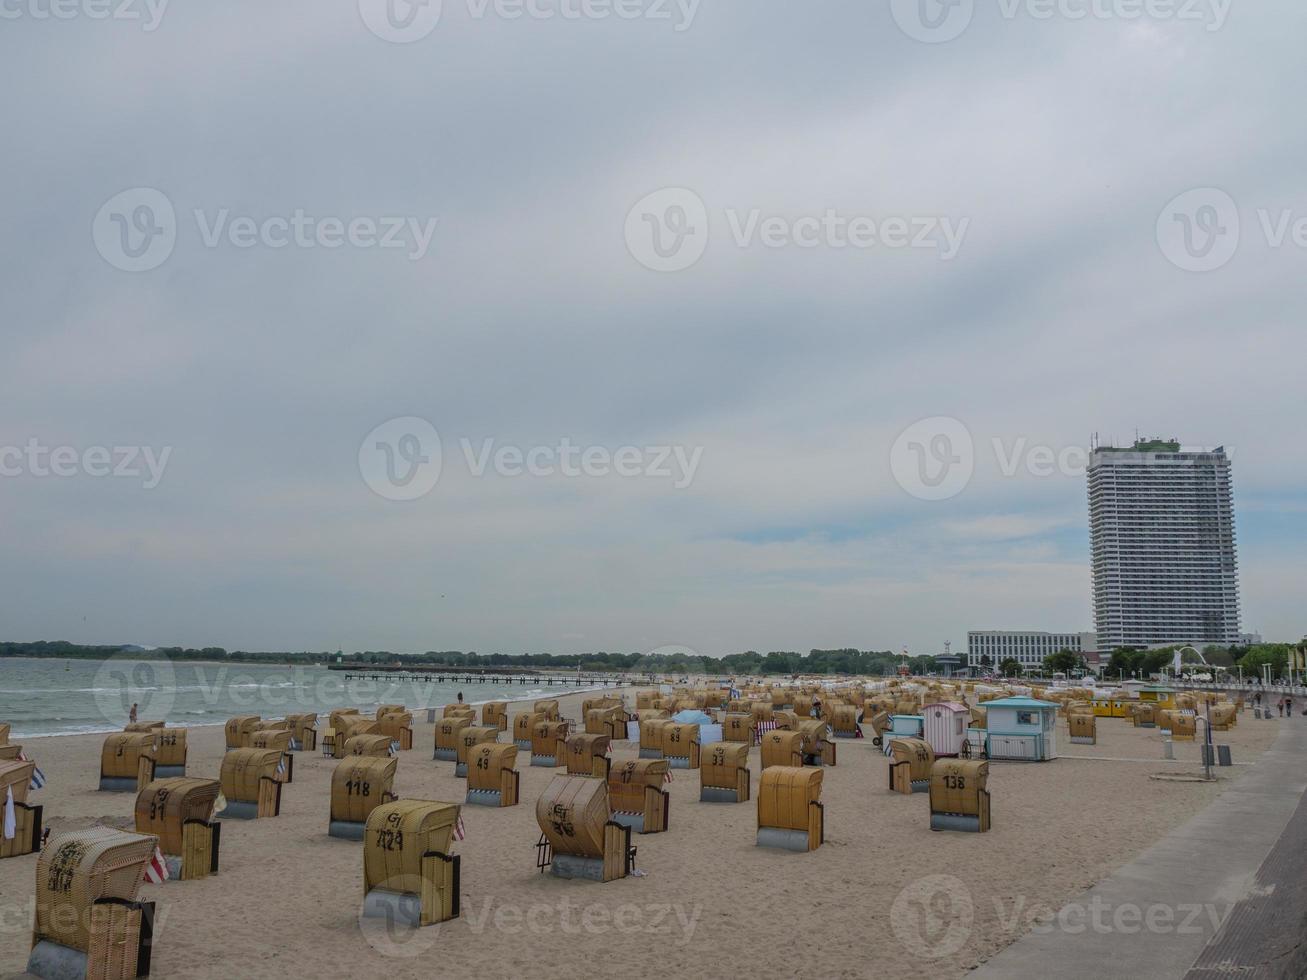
[967, 630, 1097, 673]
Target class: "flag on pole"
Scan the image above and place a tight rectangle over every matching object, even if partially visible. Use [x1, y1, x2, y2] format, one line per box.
[3, 786, 16, 841]
[213, 792, 227, 820]
[276, 755, 287, 778]
[453, 815, 466, 841]
[389, 740, 400, 757]
[144, 847, 170, 884]
[663, 770, 674, 784]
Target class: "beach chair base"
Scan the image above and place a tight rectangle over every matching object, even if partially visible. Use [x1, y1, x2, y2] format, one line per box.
[549, 853, 608, 881]
[433, 748, 457, 762]
[610, 810, 646, 833]
[219, 800, 260, 820]
[756, 827, 812, 852]
[362, 888, 425, 928]
[530, 754, 558, 767]
[465, 788, 504, 807]
[328, 819, 367, 840]
[667, 756, 694, 769]
[155, 765, 186, 778]
[931, 812, 984, 832]
[1070, 736, 1095, 745]
[638, 748, 664, 760]
[700, 785, 745, 804]
[454, 763, 468, 778]
[514, 739, 532, 751]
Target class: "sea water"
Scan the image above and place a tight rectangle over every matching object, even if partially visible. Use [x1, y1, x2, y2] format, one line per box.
[0, 657, 600, 738]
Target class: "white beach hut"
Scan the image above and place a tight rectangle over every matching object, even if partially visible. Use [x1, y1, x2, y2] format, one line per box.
[922, 701, 970, 757]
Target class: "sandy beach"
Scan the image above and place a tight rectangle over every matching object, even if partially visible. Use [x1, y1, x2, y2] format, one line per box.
[0, 692, 1283, 979]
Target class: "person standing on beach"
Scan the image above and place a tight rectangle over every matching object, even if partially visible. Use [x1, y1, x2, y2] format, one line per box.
[129, 702, 138, 723]
[457, 692, 463, 704]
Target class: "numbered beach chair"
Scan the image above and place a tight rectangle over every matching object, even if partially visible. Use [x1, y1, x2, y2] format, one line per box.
[757, 766, 823, 852]
[455, 726, 500, 777]
[134, 778, 221, 879]
[224, 715, 262, 750]
[218, 748, 284, 819]
[434, 716, 473, 762]
[99, 733, 157, 793]
[535, 774, 633, 883]
[699, 742, 751, 803]
[889, 737, 934, 794]
[563, 733, 610, 779]
[530, 720, 570, 767]
[465, 743, 520, 808]
[361, 800, 462, 927]
[929, 759, 991, 832]
[662, 722, 701, 769]
[329, 755, 397, 840]
[607, 758, 669, 834]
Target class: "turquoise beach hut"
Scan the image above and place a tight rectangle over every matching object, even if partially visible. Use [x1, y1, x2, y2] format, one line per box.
[983, 696, 1059, 761]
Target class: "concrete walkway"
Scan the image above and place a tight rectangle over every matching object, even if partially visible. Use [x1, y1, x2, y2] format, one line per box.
[969, 719, 1307, 980]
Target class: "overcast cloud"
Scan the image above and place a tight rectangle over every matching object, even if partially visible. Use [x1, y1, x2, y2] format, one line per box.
[1, 0, 1302, 657]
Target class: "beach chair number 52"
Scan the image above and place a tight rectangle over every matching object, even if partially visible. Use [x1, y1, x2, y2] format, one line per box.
[942, 774, 967, 790]
[345, 779, 372, 797]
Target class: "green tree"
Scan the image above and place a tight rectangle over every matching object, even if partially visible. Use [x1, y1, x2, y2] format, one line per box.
[1043, 650, 1084, 675]
[999, 657, 1023, 678]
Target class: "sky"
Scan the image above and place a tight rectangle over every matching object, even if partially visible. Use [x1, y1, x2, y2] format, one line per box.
[1, 0, 1303, 658]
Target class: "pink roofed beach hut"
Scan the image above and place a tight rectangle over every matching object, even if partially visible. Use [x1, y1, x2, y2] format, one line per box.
[922, 701, 970, 757]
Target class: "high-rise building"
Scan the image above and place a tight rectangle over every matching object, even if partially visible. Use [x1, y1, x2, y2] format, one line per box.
[1088, 438, 1240, 651]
